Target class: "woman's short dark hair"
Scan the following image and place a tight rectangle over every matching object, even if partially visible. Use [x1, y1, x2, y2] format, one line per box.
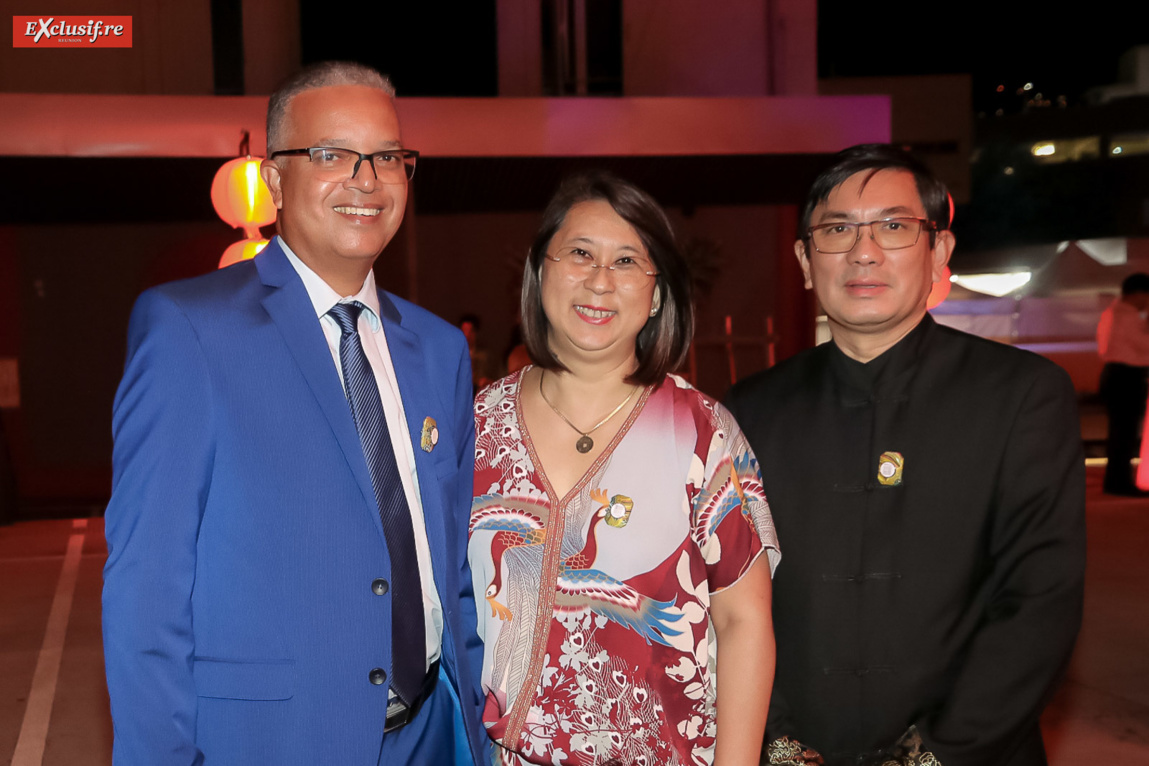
[800, 144, 951, 246]
[520, 171, 694, 387]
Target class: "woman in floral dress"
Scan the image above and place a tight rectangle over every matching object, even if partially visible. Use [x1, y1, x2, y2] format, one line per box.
[468, 171, 781, 766]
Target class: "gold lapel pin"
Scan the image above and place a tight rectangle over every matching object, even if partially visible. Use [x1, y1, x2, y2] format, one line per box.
[877, 451, 904, 486]
[420, 417, 439, 453]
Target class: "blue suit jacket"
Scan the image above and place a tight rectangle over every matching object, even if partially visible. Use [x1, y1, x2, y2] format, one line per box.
[102, 239, 487, 765]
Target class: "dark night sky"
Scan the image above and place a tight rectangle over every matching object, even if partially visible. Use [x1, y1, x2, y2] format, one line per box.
[817, 2, 1148, 113]
[299, 1, 500, 96]
[297, 2, 1147, 114]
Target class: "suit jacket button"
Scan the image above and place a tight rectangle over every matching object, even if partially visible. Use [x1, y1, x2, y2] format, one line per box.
[369, 668, 387, 685]
[372, 578, 389, 596]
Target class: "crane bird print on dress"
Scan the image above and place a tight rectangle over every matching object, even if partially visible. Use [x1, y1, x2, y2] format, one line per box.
[553, 488, 684, 647]
[692, 452, 766, 553]
[472, 488, 684, 646]
[469, 495, 549, 621]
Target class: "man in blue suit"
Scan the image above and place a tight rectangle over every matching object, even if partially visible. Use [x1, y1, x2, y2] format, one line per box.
[102, 62, 488, 765]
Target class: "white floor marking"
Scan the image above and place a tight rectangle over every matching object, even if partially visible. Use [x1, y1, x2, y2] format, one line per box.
[11, 528, 86, 766]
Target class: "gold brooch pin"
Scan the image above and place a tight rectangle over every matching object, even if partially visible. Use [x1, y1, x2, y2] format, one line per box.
[420, 417, 439, 453]
[591, 488, 633, 528]
[877, 451, 904, 486]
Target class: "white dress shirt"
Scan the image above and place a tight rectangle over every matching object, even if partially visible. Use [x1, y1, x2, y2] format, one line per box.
[282, 239, 442, 670]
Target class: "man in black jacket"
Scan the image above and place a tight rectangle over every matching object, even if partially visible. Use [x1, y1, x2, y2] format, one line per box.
[726, 145, 1085, 766]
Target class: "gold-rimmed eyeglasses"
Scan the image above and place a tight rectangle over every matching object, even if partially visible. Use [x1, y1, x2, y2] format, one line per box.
[545, 248, 659, 288]
[807, 217, 936, 254]
[270, 146, 418, 184]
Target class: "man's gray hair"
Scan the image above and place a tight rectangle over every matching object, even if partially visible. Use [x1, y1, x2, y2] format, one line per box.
[266, 61, 396, 154]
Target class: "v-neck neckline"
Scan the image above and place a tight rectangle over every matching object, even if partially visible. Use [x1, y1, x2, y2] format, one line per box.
[514, 365, 654, 511]
[498, 366, 654, 746]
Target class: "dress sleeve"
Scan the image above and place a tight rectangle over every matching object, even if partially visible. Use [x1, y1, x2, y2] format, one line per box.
[690, 399, 781, 593]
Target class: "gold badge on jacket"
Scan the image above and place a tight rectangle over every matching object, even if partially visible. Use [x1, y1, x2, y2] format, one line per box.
[420, 417, 439, 453]
[877, 451, 904, 486]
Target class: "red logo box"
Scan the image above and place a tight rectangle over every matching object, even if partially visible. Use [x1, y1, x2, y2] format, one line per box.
[13, 16, 132, 48]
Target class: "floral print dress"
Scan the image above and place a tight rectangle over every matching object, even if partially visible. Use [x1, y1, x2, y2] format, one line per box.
[469, 369, 781, 766]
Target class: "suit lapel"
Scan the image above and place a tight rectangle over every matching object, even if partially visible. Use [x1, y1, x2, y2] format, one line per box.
[377, 290, 452, 589]
[255, 241, 386, 543]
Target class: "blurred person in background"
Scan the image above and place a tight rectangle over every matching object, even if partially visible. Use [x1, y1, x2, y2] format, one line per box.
[459, 312, 500, 394]
[1096, 272, 1149, 496]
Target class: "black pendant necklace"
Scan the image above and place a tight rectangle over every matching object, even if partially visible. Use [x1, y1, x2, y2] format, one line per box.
[539, 373, 638, 453]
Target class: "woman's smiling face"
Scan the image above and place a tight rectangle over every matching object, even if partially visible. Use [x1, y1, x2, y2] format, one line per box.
[541, 199, 658, 367]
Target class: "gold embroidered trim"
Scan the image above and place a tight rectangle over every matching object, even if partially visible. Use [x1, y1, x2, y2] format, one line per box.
[766, 736, 824, 765]
[878, 756, 942, 766]
[880, 725, 943, 766]
[764, 734, 941, 766]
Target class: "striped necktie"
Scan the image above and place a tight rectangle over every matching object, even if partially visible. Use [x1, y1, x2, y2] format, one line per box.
[327, 301, 425, 706]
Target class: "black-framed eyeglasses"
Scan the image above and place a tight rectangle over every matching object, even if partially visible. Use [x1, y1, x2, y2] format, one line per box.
[807, 217, 936, 254]
[270, 146, 418, 183]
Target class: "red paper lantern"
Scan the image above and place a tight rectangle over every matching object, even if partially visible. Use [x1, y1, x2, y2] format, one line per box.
[219, 238, 270, 269]
[927, 266, 952, 309]
[929, 199, 955, 309]
[211, 157, 276, 239]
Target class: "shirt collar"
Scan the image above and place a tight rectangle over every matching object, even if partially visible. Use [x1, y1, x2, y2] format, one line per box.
[278, 237, 382, 332]
[830, 313, 935, 395]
